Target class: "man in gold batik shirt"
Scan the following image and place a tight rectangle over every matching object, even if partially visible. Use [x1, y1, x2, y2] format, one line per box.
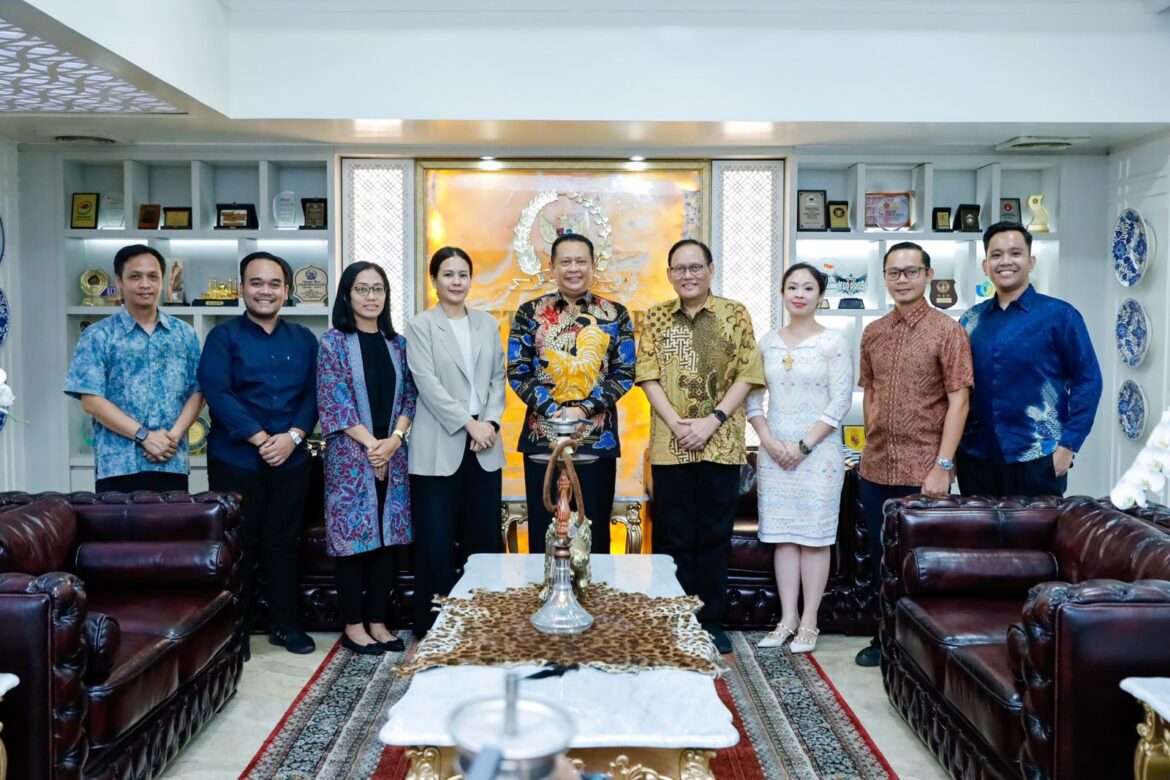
[635, 239, 764, 654]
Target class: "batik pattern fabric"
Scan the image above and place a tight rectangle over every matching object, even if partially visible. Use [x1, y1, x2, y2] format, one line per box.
[959, 285, 1103, 463]
[858, 299, 973, 487]
[507, 291, 635, 456]
[317, 329, 417, 556]
[64, 307, 201, 480]
[746, 329, 854, 546]
[635, 295, 765, 466]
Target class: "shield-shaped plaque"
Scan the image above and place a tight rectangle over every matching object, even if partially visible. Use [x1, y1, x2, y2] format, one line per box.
[930, 279, 957, 309]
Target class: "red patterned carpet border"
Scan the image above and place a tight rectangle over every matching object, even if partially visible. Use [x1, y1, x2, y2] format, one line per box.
[242, 632, 896, 780]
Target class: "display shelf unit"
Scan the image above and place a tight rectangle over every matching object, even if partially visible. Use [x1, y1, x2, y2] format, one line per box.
[789, 155, 1067, 431]
[60, 152, 338, 491]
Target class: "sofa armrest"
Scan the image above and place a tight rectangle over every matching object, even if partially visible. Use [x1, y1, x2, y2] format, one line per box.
[83, 611, 121, 683]
[0, 572, 89, 780]
[1009, 579, 1170, 780]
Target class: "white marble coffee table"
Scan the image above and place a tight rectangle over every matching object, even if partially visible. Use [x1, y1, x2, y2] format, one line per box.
[379, 554, 737, 780]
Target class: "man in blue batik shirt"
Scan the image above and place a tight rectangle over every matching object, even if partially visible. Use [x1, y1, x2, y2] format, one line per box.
[198, 251, 319, 656]
[957, 222, 1103, 497]
[65, 244, 203, 493]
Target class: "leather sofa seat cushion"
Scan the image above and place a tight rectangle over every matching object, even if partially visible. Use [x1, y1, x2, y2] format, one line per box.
[729, 530, 775, 573]
[0, 498, 76, 574]
[944, 642, 1024, 760]
[88, 589, 234, 678]
[903, 547, 1058, 598]
[895, 597, 1021, 686]
[86, 632, 179, 747]
[76, 541, 230, 588]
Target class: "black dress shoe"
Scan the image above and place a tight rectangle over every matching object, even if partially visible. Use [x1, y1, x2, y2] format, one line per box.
[340, 633, 386, 655]
[855, 637, 881, 667]
[269, 624, 316, 655]
[704, 625, 733, 654]
[378, 636, 406, 652]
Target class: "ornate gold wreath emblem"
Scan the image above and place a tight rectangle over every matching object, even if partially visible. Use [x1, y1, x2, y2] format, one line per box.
[511, 190, 615, 290]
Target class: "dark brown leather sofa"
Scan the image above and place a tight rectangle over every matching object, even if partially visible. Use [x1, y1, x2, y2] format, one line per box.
[284, 448, 874, 634]
[0, 491, 245, 780]
[879, 494, 1170, 780]
[648, 448, 874, 634]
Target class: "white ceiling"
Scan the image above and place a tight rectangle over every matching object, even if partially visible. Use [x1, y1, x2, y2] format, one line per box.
[1, 0, 1168, 153]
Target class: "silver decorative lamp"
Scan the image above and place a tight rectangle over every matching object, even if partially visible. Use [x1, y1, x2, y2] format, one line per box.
[529, 418, 594, 634]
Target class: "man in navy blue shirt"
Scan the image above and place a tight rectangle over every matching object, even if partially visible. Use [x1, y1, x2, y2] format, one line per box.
[198, 251, 319, 655]
[957, 222, 1102, 497]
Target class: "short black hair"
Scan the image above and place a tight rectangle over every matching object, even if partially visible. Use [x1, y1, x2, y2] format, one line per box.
[667, 238, 713, 267]
[550, 233, 594, 263]
[332, 261, 396, 338]
[782, 262, 827, 295]
[982, 221, 1033, 252]
[883, 241, 931, 269]
[239, 251, 293, 287]
[114, 244, 165, 278]
[429, 246, 473, 278]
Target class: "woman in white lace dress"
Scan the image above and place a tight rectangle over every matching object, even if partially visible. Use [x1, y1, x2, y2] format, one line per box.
[747, 263, 854, 653]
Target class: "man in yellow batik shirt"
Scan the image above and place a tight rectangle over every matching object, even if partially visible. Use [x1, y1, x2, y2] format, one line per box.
[636, 239, 764, 654]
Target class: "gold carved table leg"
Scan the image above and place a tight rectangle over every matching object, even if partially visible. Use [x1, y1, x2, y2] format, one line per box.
[610, 501, 644, 554]
[404, 745, 715, 780]
[1136, 703, 1170, 780]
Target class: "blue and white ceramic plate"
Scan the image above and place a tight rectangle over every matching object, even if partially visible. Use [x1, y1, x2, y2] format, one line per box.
[1118, 380, 1148, 441]
[0, 287, 8, 349]
[1113, 208, 1152, 287]
[1116, 298, 1150, 368]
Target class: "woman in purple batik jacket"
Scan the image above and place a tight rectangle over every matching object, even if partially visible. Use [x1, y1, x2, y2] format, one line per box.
[317, 261, 416, 655]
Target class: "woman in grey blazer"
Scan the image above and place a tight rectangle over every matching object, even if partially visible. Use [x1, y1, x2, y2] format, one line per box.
[406, 246, 506, 634]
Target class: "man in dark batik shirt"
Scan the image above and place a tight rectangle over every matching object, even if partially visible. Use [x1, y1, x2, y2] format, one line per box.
[507, 233, 635, 554]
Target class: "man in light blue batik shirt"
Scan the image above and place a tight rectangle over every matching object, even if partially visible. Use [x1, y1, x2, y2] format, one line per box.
[957, 222, 1102, 497]
[64, 244, 203, 492]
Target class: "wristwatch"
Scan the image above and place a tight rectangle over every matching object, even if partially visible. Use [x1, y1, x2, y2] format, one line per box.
[935, 456, 955, 471]
[287, 430, 304, 446]
[134, 426, 149, 446]
[712, 409, 728, 425]
[798, 439, 812, 456]
[392, 429, 408, 442]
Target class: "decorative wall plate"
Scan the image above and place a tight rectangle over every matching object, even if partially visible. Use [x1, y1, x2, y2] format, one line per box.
[1115, 298, 1150, 367]
[0, 287, 8, 348]
[1113, 208, 1152, 287]
[1118, 380, 1148, 440]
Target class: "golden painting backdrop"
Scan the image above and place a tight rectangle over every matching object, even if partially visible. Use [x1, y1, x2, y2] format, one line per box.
[417, 161, 709, 500]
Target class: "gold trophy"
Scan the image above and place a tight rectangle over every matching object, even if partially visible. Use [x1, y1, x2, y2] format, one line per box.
[80, 268, 114, 306]
[193, 275, 239, 307]
[1027, 194, 1050, 233]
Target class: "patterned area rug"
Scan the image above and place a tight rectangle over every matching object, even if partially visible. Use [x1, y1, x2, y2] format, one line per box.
[241, 631, 898, 780]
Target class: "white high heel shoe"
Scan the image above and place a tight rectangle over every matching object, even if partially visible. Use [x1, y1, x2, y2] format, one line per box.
[789, 626, 820, 654]
[757, 624, 796, 648]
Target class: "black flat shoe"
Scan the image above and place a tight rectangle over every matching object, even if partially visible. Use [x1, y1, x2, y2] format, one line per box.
[340, 634, 386, 655]
[378, 636, 406, 652]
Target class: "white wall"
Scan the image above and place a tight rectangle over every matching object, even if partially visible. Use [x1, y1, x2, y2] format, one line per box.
[1103, 133, 1170, 502]
[0, 138, 24, 491]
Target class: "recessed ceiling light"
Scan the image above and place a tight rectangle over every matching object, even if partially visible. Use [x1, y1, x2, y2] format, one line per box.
[480, 155, 495, 161]
[629, 155, 646, 162]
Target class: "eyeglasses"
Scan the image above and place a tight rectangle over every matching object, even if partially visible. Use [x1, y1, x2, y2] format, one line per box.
[353, 284, 387, 297]
[883, 267, 927, 281]
[669, 263, 709, 278]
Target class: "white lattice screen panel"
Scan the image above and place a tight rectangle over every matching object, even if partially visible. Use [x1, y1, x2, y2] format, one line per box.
[341, 159, 413, 330]
[713, 161, 784, 446]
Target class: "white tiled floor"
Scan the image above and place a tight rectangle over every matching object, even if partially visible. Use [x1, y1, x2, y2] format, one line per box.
[162, 632, 947, 779]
